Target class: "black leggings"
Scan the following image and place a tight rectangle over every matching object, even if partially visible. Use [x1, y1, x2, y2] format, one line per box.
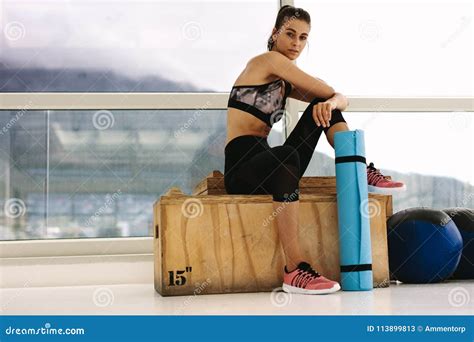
[224, 97, 347, 202]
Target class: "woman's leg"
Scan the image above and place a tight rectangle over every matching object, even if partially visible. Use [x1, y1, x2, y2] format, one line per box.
[229, 144, 301, 201]
[326, 122, 350, 147]
[283, 97, 347, 177]
[226, 143, 304, 270]
[271, 99, 346, 293]
[273, 200, 304, 271]
[273, 98, 348, 271]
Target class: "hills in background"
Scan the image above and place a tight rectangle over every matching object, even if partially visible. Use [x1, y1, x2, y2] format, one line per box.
[0, 61, 213, 92]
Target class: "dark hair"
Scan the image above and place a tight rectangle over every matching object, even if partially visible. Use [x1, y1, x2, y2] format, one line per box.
[267, 5, 311, 51]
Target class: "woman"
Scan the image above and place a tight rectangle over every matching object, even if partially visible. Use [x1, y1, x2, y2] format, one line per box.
[224, 5, 405, 295]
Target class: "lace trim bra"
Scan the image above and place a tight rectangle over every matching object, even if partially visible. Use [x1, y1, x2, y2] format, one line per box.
[227, 78, 292, 127]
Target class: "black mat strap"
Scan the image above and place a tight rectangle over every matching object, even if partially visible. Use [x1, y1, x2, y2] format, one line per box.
[335, 155, 367, 164]
[340, 264, 372, 273]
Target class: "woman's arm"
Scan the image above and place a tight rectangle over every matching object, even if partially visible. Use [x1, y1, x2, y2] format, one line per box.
[264, 51, 336, 100]
[289, 85, 349, 112]
[326, 92, 349, 111]
[288, 77, 330, 103]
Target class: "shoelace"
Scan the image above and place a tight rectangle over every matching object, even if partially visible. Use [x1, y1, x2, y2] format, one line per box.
[367, 162, 388, 183]
[297, 267, 322, 288]
[302, 266, 321, 278]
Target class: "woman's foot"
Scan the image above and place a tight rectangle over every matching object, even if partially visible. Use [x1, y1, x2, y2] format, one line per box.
[367, 162, 406, 194]
[283, 261, 341, 295]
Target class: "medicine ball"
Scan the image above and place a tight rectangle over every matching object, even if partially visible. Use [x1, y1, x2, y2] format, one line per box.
[387, 207, 463, 283]
[443, 207, 474, 279]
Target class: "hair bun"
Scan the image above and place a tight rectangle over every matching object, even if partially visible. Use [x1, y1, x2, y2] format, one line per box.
[278, 5, 293, 12]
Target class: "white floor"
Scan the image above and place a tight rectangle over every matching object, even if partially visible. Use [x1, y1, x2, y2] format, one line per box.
[1, 280, 472, 315]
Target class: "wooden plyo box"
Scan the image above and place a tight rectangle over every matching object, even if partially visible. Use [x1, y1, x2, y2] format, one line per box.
[154, 171, 392, 296]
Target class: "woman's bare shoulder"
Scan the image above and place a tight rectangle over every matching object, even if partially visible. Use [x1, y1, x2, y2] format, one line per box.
[248, 51, 286, 66]
[233, 52, 289, 85]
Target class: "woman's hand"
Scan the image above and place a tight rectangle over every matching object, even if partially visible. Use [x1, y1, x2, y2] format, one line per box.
[313, 99, 337, 128]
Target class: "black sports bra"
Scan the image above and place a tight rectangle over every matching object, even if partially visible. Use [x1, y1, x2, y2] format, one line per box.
[227, 78, 292, 127]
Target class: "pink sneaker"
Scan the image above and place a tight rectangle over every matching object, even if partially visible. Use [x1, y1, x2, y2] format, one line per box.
[283, 261, 341, 295]
[367, 162, 406, 194]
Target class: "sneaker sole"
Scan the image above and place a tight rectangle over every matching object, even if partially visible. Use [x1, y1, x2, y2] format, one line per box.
[368, 184, 406, 195]
[282, 282, 341, 295]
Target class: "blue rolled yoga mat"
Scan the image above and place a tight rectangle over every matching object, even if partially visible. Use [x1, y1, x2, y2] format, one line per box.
[334, 129, 373, 291]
